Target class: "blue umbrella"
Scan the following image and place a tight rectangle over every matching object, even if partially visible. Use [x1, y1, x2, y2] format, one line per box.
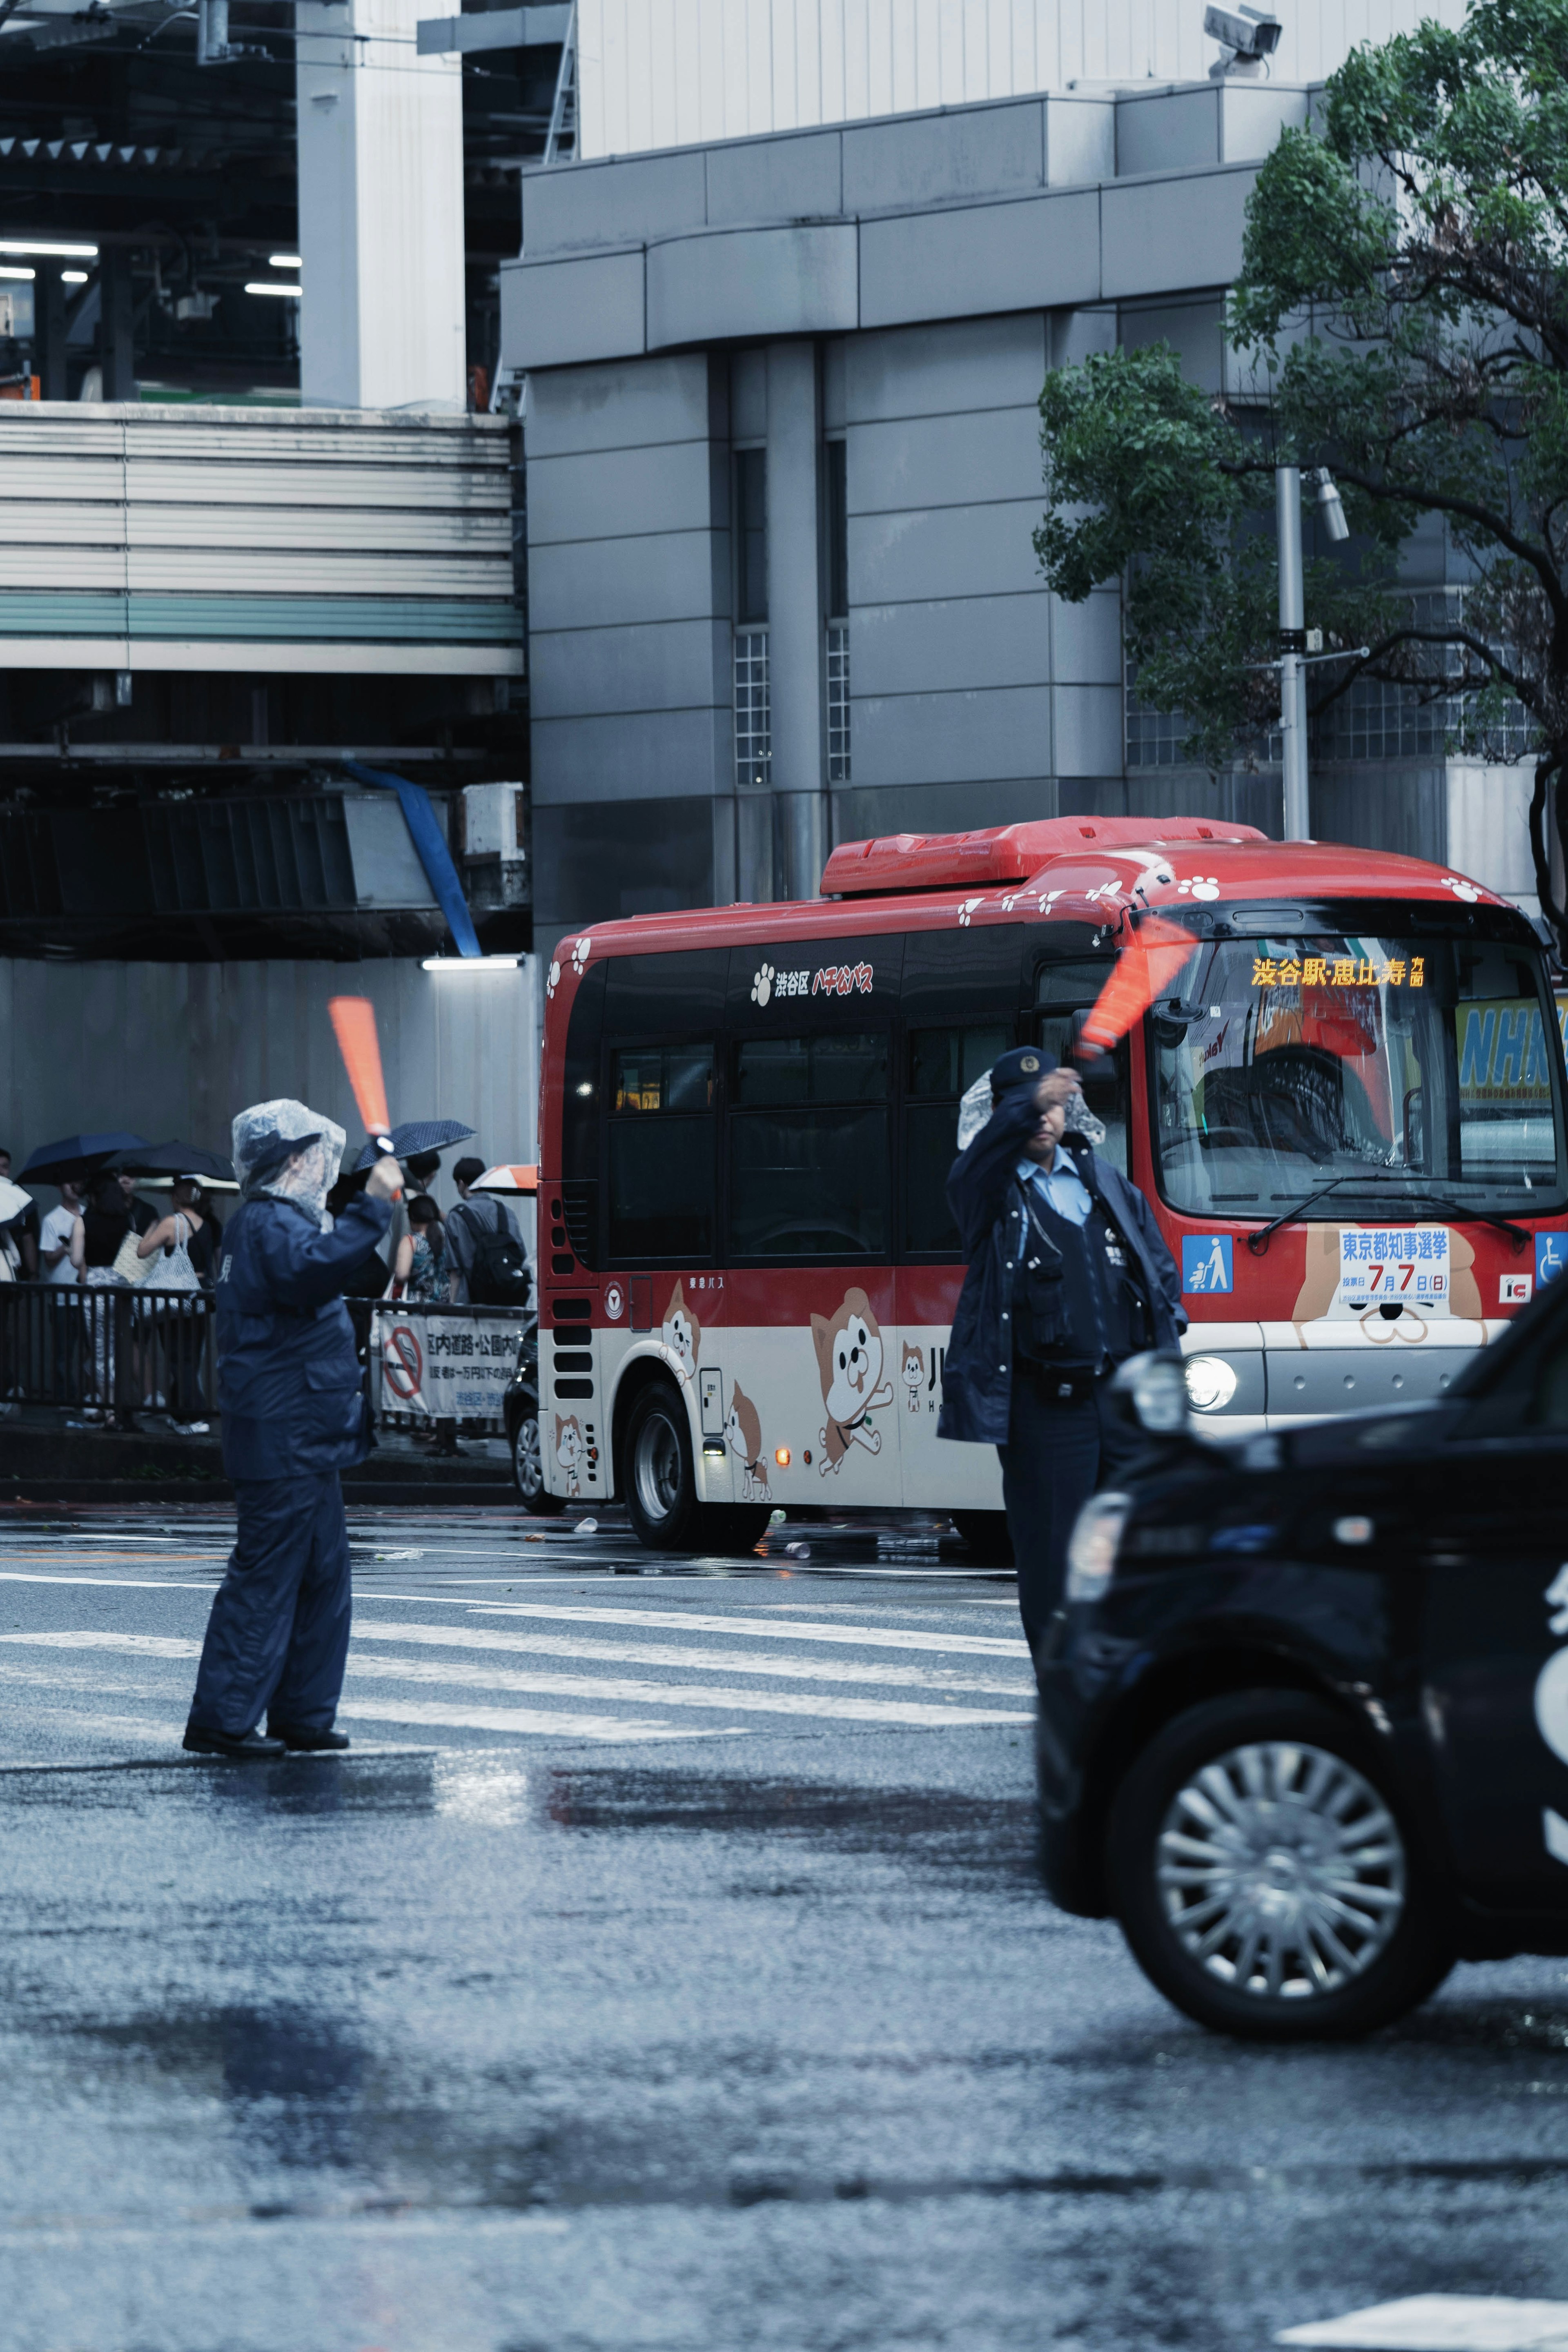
[19, 1131, 150, 1185]
[353, 1118, 474, 1172]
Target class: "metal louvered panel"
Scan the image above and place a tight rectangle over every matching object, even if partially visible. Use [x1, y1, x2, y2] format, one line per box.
[0, 405, 521, 666]
[141, 798, 358, 914]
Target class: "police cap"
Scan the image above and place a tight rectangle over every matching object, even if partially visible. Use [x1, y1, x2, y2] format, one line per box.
[990, 1047, 1047, 1101]
[246, 1128, 321, 1182]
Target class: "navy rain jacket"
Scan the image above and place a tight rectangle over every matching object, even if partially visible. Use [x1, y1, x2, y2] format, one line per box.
[937, 1089, 1185, 1448]
[214, 1192, 392, 1482]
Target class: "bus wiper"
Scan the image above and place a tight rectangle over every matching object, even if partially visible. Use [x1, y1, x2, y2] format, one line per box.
[1246, 1175, 1350, 1256]
[1396, 1194, 1531, 1251]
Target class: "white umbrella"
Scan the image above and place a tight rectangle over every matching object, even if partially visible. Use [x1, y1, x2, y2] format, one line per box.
[470, 1163, 538, 1194]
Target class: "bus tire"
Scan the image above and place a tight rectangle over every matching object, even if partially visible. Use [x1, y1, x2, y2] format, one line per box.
[952, 1510, 1013, 1566]
[623, 1378, 700, 1550]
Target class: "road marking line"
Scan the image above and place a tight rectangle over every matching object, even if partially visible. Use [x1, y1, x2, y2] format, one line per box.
[343, 1654, 1031, 1728]
[1278, 2297, 1568, 2349]
[0, 1631, 198, 1655]
[336, 1698, 739, 1743]
[0, 1572, 220, 1592]
[352, 1621, 1034, 1695]
[432, 1601, 1027, 1656]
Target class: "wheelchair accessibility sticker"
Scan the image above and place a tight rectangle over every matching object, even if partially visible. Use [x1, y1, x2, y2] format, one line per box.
[1182, 1235, 1233, 1294]
[1538, 1232, 1568, 1288]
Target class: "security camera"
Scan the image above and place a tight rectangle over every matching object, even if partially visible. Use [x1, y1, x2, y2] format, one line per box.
[1205, 3, 1282, 75]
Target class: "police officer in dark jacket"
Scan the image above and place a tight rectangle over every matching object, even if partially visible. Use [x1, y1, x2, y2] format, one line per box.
[183, 1102, 401, 1759]
[938, 1049, 1183, 1649]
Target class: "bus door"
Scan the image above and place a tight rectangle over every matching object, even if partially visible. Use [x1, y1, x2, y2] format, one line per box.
[895, 924, 1028, 1509]
[597, 949, 726, 1499]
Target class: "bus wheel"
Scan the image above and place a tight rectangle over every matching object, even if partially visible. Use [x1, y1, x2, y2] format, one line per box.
[513, 1411, 565, 1516]
[952, 1510, 1013, 1566]
[624, 1379, 699, 1550]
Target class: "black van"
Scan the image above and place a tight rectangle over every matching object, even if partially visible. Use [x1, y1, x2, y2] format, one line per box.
[1035, 1278, 1568, 2039]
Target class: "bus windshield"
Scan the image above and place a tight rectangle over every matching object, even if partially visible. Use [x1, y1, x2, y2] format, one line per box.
[1150, 926, 1568, 1218]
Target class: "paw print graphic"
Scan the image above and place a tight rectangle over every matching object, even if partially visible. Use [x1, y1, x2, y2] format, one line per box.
[958, 897, 983, 927]
[1177, 875, 1221, 902]
[751, 962, 774, 1007]
[1441, 876, 1482, 903]
[546, 958, 562, 1000]
[571, 935, 593, 972]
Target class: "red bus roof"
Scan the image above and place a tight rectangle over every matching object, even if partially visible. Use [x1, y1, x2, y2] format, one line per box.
[548, 826, 1510, 966]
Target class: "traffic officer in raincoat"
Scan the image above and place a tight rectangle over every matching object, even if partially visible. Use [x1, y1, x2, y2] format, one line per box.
[183, 1100, 401, 1759]
[939, 1051, 1183, 1651]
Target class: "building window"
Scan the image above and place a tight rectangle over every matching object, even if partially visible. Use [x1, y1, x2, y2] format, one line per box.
[735, 629, 770, 789]
[827, 622, 850, 784]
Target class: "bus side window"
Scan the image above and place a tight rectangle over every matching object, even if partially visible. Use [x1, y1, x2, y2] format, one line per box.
[560, 958, 606, 1266]
[728, 1031, 890, 1259]
[607, 1044, 716, 1262]
[904, 1023, 1012, 1255]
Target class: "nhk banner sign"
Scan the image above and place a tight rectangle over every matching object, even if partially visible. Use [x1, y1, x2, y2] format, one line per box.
[372, 1306, 521, 1426]
[1457, 998, 1553, 1109]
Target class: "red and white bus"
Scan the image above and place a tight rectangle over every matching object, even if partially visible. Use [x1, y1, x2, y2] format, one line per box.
[535, 815, 1568, 1552]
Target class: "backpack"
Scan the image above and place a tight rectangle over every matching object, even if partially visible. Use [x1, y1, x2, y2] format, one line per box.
[456, 1200, 530, 1306]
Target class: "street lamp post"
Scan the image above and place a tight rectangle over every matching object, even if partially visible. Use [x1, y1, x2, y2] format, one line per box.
[1276, 463, 1310, 841]
[1276, 463, 1352, 842]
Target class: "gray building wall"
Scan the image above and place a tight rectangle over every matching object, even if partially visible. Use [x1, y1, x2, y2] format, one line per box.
[507, 82, 1539, 950]
[0, 954, 540, 1245]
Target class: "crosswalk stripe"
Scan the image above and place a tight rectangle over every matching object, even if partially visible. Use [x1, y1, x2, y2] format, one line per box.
[353, 1620, 1034, 1696]
[336, 1699, 739, 1743]
[343, 1653, 1031, 1728]
[453, 1602, 1027, 1657]
[0, 1631, 197, 1656]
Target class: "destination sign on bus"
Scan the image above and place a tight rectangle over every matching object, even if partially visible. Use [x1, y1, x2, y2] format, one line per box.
[1251, 955, 1426, 988]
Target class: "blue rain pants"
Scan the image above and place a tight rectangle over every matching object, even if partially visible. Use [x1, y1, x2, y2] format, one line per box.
[187, 1470, 352, 1737]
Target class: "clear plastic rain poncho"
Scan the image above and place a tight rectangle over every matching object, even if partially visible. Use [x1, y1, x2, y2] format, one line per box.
[955, 1069, 1106, 1154]
[231, 1098, 346, 1231]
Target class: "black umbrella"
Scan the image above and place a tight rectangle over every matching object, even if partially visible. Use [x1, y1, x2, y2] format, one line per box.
[105, 1140, 237, 1183]
[353, 1118, 474, 1172]
[19, 1131, 150, 1185]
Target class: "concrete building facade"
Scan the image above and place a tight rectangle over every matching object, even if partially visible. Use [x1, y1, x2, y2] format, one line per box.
[501, 76, 1541, 952]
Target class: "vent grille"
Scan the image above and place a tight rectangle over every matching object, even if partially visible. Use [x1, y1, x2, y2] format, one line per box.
[559, 1180, 598, 1268]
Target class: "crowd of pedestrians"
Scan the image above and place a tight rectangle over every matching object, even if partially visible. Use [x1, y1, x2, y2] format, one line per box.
[0, 1133, 529, 1437]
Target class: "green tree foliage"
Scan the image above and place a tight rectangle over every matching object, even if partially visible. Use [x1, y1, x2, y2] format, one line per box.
[1035, 0, 1568, 940]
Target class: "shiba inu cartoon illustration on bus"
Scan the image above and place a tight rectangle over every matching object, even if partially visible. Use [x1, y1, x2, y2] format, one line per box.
[662, 1281, 700, 1380]
[901, 1340, 924, 1412]
[811, 1288, 895, 1474]
[725, 1381, 771, 1503]
[555, 1412, 585, 1498]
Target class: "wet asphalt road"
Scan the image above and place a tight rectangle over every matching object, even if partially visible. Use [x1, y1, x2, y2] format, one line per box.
[1, 1505, 1567, 2351]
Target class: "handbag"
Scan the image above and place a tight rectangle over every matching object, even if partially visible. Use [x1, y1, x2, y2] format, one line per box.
[152, 1213, 201, 1296]
[111, 1225, 156, 1286]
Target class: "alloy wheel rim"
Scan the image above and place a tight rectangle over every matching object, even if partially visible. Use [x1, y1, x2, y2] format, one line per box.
[633, 1410, 682, 1523]
[516, 1415, 543, 1499]
[1156, 1740, 1406, 2001]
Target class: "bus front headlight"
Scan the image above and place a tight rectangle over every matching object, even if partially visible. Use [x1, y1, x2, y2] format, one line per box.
[1183, 1354, 1239, 1413]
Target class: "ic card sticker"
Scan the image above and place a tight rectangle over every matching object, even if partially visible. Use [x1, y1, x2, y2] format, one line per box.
[1181, 1234, 1233, 1294]
[1501, 1273, 1534, 1305]
[1337, 1226, 1450, 1316]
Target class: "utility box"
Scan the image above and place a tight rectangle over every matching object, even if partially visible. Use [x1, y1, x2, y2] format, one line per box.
[460, 780, 528, 919]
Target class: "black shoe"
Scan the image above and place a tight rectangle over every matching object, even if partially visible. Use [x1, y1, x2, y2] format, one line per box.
[183, 1723, 286, 1760]
[269, 1724, 350, 1752]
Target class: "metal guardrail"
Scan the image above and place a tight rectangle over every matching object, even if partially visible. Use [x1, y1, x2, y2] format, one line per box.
[347, 1297, 529, 1436]
[0, 1283, 217, 1423]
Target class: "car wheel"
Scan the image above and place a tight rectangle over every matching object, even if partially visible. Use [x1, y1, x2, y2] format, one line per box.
[512, 1408, 565, 1516]
[952, 1510, 1013, 1566]
[1106, 1689, 1454, 2041]
[624, 1380, 699, 1550]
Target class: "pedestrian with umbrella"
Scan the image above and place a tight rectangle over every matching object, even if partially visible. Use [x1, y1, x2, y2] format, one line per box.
[183, 1098, 401, 1760]
[354, 1118, 472, 1287]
